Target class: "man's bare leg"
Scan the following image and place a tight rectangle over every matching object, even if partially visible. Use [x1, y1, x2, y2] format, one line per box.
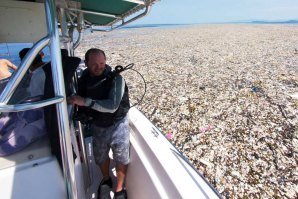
[115, 163, 128, 192]
[98, 159, 113, 199]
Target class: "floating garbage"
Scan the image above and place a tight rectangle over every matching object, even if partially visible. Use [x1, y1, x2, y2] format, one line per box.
[199, 124, 214, 133]
[78, 24, 298, 199]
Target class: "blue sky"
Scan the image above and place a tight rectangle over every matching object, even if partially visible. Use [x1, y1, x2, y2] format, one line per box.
[133, 0, 298, 24]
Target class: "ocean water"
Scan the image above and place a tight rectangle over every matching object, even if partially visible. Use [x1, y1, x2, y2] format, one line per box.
[122, 21, 298, 29]
[122, 23, 194, 29]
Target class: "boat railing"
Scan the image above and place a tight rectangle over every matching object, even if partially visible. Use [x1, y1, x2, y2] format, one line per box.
[0, 0, 78, 198]
[45, 1, 78, 198]
[0, 96, 64, 112]
[75, 115, 92, 188]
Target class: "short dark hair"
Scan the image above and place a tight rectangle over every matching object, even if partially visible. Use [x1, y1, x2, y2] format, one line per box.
[85, 48, 106, 63]
[19, 48, 42, 65]
[19, 48, 30, 60]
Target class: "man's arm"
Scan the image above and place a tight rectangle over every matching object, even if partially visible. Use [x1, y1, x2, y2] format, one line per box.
[68, 75, 125, 113]
[85, 75, 125, 113]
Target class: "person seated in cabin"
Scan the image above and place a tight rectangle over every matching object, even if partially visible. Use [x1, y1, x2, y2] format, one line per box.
[0, 48, 46, 103]
[19, 48, 46, 97]
[0, 59, 17, 92]
[0, 59, 17, 80]
[0, 59, 47, 156]
[0, 58, 30, 103]
[67, 48, 130, 199]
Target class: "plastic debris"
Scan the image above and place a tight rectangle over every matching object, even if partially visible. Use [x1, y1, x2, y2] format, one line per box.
[77, 24, 298, 199]
[165, 132, 173, 140]
[200, 124, 214, 133]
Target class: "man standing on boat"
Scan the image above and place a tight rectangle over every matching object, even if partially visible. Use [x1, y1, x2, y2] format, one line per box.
[68, 48, 130, 199]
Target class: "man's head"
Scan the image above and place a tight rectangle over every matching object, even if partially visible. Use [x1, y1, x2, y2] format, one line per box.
[19, 48, 30, 61]
[85, 48, 106, 76]
[19, 48, 43, 70]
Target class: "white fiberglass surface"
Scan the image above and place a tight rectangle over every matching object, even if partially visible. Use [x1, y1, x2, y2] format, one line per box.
[128, 107, 221, 199]
[0, 137, 51, 170]
[78, 108, 220, 199]
[0, 156, 67, 199]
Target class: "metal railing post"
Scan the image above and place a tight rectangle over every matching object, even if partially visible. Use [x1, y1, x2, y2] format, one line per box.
[45, 1, 78, 198]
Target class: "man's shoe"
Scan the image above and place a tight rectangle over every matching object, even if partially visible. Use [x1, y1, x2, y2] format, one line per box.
[98, 178, 113, 199]
[113, 189, 127, 199]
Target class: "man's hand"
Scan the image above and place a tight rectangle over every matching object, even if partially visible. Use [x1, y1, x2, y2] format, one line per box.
[67, 95, 86, 106]
[0, 59, 17, 79]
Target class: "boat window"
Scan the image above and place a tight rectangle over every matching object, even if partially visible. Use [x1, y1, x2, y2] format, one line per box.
[0, 43, 50, 103]
[0, 43, 50, 67]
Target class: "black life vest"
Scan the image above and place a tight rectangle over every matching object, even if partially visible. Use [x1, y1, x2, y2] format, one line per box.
[78, 65, 130, 127]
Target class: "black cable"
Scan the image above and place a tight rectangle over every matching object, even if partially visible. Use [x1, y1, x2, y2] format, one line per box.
[114, 63, 147, 108]
[128, 67, 147, 108]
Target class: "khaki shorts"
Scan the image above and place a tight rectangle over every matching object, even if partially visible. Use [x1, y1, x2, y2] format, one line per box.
[92, 116, 130, 165]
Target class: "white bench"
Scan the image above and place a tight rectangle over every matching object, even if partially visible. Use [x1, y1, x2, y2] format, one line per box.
[0, 136, 67, 199]
[0, 136, 51, 170]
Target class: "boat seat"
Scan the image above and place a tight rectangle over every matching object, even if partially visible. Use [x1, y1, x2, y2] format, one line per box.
[42, 54, 81, 166]
[0, 135, 67, 199]
[0, 136, 51, 170]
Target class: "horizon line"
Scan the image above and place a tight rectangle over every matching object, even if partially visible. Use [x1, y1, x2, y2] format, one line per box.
[130, 19, 298, 26]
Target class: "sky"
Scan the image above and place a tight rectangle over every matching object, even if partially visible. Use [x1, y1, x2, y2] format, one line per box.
[132, 0, 298, 25]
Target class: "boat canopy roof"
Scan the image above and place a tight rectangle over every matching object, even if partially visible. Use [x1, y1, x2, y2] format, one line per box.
[77, 0, 155, 26]
[0, 0, 157, 43]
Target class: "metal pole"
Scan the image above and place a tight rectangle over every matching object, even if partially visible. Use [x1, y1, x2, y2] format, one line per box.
[58, 7, 70, 50]
[0, 96, 64, 112]
[67, 8, 119, 19]
[44, 1, 78, 198]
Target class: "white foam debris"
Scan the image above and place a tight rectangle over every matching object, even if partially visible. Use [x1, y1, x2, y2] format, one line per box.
[77, 24, 298, 199]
